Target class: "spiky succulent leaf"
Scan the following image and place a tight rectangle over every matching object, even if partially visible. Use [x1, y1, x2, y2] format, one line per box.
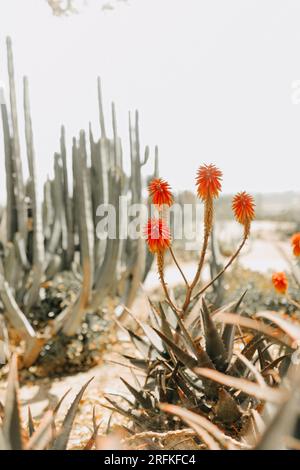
[51, 377, 93, 450]
[3, 355, 23, 450]
[201, 299, 228, 372]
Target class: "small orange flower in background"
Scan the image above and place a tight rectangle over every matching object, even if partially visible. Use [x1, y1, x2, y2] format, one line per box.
[232, 191, 255, 225]
[148, 178, 173, 207]
[144, 218, 171, 254]
[272, 272, 288, 294]
[291, 233, 300, 257]
[196, 164, 222, 200]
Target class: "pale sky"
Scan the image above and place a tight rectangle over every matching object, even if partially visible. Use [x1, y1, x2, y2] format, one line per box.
[1, 0, 300, 202]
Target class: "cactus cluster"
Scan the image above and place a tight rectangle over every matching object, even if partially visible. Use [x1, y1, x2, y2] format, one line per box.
[0, 37, 156, 371]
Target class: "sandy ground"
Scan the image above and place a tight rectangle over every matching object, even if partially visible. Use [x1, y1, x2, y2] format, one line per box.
[0, 221, 295, 448]
[0, 331, 139, 448]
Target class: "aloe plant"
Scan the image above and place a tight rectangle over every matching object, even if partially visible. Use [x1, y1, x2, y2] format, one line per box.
[104, 295, 300, 449]
[104, 164, 300, 450]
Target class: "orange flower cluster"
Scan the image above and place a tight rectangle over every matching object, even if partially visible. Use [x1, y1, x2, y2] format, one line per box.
[196, 164, 222, 200]
[146, 177, 173, 254]
[271, 233, 300, 296]
[144, 218, 171, 254]
[291, 232, 300, 257]
[272, 272, 288, 294]
[195, 164, 255, 233]
[148, 178, 173, 207]
[232, 192, 255, 226]
[145, 166, 256, 255]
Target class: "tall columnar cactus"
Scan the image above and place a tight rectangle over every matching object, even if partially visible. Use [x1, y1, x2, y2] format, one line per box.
[6, 37, 27, 243]
[116, 111, 149, 319]
[0, 87, 16, 242]
[23, 76, 45, 311]
[60, 125, 74, 268]
[91, 115, 123, 309]
[62, 132, 95, 336]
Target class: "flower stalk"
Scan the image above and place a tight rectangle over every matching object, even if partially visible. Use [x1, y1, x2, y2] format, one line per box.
[145, 177, 186, 312]
[169, 246, 189, 288]
[145, 169, 255, 317]
[182, 165, 222, 313]
[156, 250, 178, 312]
[192, 192, 255, 302]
